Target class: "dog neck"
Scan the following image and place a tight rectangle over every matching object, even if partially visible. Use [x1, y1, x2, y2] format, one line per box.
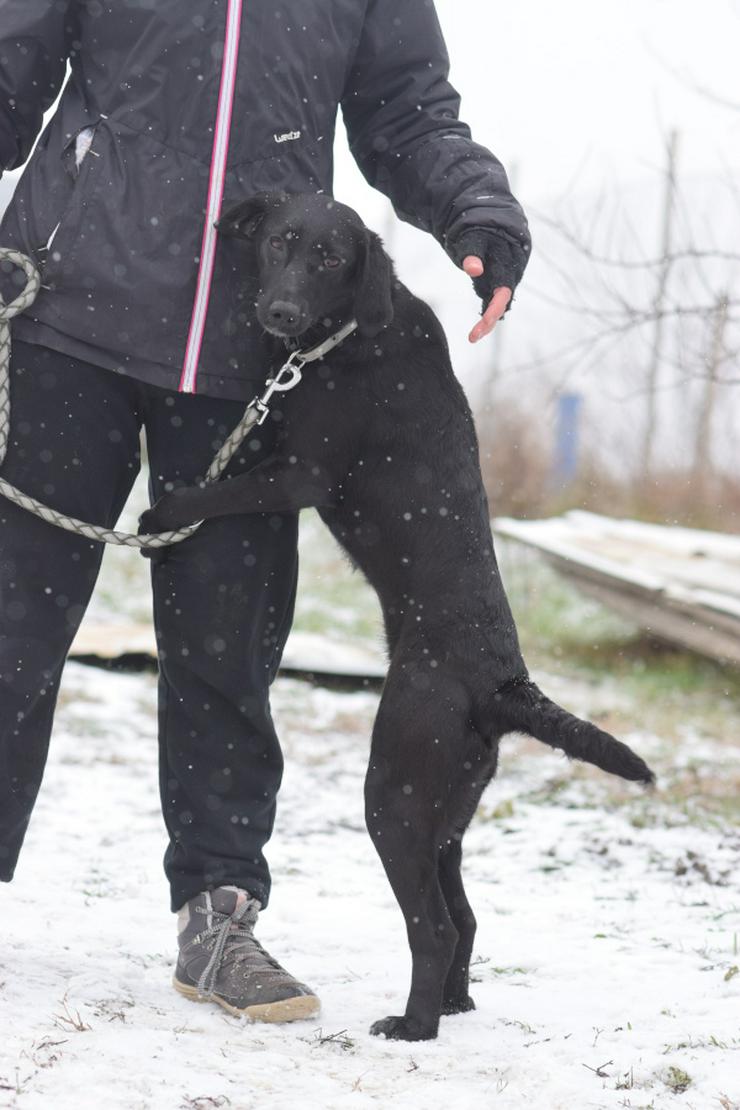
[282, 313, 356, 357]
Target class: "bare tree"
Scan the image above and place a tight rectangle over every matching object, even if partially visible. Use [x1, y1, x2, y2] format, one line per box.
[641, 130, 679, 477]
[693, 292, 729, 494]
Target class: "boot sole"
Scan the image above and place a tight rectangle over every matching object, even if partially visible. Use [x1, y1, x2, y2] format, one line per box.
[173, 976, 320, 1023]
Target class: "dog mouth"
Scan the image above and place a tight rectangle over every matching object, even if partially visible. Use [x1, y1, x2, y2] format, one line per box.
[262, 320, 310, 339]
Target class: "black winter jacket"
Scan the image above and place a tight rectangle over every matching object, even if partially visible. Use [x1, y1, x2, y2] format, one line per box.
[0, 0, 530, 400]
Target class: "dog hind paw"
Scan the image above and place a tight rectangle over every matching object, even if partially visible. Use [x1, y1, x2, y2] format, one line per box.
[441, 994, 476, 1015]
[369, 1015, 438, 1041]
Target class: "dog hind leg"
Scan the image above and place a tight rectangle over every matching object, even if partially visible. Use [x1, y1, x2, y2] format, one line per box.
[365, 674, 473, 1041]
[366, 813, 457, 1041]
[438, 838, 477, 1015]
[437, 732, 497, 1017]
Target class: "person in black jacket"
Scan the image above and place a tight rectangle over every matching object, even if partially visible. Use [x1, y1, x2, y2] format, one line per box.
[0, 0, 530, 1023]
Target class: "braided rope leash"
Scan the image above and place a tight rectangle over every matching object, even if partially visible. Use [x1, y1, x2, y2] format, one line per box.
[0, 246, 356, 548]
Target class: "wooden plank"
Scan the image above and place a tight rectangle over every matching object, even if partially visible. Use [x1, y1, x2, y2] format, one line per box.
[494, 513, 740, 666]
[69, 622, 387, 681]
[557, 569, 740, 666]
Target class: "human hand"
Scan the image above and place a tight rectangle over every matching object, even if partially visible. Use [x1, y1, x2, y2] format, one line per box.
[462, 256, 512, 343]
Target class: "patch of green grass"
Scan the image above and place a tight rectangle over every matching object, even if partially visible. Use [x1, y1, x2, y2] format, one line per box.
[497, 541, 740, 742]
[477, 799, 516, 821]
[663, 1066, 692, 1094]
[663, 1035, 737, 1053]
[518, 761, 740, 832]
[293, 511, 382, 642]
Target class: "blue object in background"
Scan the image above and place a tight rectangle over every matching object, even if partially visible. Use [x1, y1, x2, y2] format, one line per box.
[552, 392, 583, 489]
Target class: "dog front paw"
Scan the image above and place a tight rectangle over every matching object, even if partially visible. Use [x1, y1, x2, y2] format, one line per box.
[139, 489, 192, 535]
[138, 508, 163, 536]
[139, 501, 175, 535]
[138, 497, 186, 563]
[370, 1015, 438, 1041]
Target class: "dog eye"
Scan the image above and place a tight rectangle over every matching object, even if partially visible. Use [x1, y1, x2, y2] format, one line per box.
[324, 255, 342, 270]
[269, 235, 285, 251]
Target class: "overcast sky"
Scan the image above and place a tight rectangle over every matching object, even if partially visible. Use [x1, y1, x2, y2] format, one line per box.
[332, 0, 740, 409]
[336, 0, 740, 213]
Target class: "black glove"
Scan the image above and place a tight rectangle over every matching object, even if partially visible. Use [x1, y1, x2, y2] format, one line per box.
[451, 229, 531, 314]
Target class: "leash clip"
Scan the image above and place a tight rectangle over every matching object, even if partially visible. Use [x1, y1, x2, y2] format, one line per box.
[252, 351, 305, 425]
[270, 350, 306, 391]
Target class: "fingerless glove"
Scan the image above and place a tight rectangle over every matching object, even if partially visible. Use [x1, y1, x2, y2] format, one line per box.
[451, 228, 531, 313]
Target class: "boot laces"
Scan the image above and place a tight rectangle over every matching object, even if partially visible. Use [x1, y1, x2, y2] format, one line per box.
[194, 897, 284, 997]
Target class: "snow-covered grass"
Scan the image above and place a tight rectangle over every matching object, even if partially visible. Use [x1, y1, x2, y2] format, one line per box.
[2, 664, 739, 1110]
[2, 471, 739, 1108]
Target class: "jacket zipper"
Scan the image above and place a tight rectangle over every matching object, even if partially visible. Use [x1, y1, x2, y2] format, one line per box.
[179, 0, 243, 394]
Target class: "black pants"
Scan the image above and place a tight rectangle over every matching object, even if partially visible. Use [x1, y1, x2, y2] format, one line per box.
[0, 341, 298, 910]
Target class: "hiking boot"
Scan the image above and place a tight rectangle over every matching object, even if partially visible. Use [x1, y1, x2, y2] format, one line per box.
[174, 887, 320, 1022]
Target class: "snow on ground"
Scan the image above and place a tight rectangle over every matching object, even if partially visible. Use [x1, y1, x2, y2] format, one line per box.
[1, 660, 739, 1110]
[2, 475, 738, 1107]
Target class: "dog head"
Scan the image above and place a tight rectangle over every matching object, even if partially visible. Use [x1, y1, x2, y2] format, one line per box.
[217, 192, 394, 340]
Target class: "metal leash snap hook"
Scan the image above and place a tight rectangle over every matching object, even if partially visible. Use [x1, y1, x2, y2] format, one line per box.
[252, 354, 304, 426]
[271, 351, 305, 392]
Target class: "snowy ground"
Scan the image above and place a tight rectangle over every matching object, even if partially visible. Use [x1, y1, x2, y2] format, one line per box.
[2, 660, 739, 1110]
[1, 475, 739, 1109]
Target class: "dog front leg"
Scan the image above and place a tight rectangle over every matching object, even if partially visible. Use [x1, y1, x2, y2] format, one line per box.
[139, 455, 337, 533]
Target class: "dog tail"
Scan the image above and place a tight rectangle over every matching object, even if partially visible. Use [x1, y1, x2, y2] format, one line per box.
[494, 677, 655, 785]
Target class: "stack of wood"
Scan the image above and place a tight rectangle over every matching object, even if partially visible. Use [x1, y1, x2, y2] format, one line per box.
[494, 511, 740, 666]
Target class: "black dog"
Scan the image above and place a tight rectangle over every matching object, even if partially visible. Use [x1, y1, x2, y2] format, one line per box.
[140, 193, 654, 1041]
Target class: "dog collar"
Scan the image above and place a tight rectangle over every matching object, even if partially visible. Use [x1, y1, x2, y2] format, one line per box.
[286, 318, 358, 364]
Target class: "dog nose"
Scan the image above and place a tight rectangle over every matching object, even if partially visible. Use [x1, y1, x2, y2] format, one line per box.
[266, 300, 303, 330]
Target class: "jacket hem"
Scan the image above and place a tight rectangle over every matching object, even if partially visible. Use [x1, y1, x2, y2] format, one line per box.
[10, 317, 261, 403]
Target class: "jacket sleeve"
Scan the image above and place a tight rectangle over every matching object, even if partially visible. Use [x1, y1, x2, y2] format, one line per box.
[0, 0, 76, 174]
[341, 0, 530, 280]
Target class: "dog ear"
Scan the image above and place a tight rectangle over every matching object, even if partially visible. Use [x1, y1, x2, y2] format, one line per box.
[217, 192, 286, 239]
[354, 230, 394, 336]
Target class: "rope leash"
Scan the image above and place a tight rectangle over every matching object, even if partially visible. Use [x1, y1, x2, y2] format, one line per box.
[0, 247, 356, 548]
